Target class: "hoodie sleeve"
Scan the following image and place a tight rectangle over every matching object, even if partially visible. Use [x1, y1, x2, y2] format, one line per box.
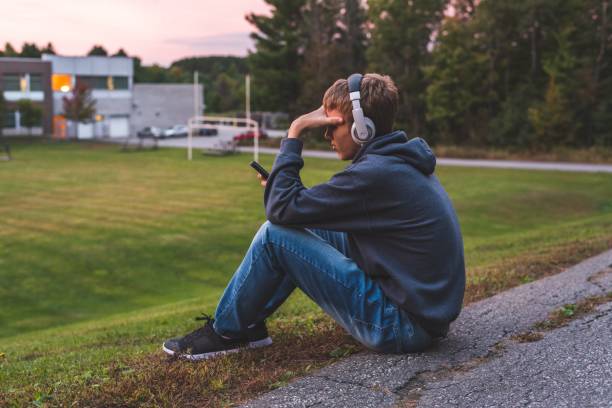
[263, 138, 371, 232]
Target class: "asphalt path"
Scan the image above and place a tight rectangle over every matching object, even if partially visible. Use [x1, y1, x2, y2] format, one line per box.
[242, 250, 612, 408]
[155, 132, 612, 173]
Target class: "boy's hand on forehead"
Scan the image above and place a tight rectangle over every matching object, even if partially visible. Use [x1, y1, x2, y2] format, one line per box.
[287, 106, 344, 139]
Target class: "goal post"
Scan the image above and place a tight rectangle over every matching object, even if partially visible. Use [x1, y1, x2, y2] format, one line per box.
[187, 115, 260, 162]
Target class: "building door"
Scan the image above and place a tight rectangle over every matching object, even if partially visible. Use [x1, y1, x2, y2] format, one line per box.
[108, 116, 130, 138]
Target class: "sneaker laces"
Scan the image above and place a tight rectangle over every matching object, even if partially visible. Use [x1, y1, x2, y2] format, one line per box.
[195, 313, 214, 324]
[182, 313, 215, 343]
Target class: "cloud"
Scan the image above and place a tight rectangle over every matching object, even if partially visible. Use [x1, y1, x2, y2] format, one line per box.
[165, 32, 254, 55]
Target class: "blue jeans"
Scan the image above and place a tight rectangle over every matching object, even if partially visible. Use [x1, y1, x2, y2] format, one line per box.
[214, 222, 432, 353]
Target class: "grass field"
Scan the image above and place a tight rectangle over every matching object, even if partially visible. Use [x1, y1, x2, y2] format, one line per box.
[1, 139, 611, 406]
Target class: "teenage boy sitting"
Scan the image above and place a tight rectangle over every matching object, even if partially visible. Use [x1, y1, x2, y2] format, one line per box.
[163, 73, 465, 360]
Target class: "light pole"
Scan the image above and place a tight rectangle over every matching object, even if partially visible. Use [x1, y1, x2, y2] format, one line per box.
[246, 74, 258, 162]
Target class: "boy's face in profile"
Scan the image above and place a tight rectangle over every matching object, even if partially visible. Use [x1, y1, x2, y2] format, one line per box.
[324, 108, 361, 161]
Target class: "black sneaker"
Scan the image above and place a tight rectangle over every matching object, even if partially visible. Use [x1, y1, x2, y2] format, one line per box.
[162, 315, 272, 361]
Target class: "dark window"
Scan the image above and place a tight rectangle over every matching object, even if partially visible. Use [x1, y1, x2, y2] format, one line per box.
[76, 76, 107, 90]
[2, 110, 16, 128]
[30, 74, 43, 91]
[2, 74, 20, 91]
[112, 76, 129, 90]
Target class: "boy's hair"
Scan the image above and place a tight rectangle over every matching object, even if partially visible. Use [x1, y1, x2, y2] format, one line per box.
[322, 73, 399, 136]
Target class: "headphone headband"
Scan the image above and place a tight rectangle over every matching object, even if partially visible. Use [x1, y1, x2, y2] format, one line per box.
[347, 73, 363, 94]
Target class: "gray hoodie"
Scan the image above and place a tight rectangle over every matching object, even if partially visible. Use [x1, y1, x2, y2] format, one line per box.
[264, 131, 465, 336]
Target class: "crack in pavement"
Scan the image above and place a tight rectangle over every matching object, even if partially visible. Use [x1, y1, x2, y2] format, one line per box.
[414, 302, 612, 407]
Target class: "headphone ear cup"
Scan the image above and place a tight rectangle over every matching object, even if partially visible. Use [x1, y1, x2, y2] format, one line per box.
[364, 117, 376, 140]
[351, 118, 376, 145]
[351, 122, 360, 144]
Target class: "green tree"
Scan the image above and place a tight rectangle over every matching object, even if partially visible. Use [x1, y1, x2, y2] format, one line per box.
[112, 48, 128, 57]
[297, 0, 347, 112]
[62, 81, 96, 122]
[424, 0, 608, 148]
[342, 0, 369, 72]
[87, 45, 108, 56]
[214, 72, 242, 112]
[528, 76, 576, 148]
[171, 56, 248, 112]
[40, 42, 56, 55]
[246, 0, 307, 116]
[368, 0, 448, 136]
[3, 42, 18, 57]
[20, 42, 41, 58]
[425, 18, 493, 145]
[16, 100, 43, 135]
[0, 91, 5, 135]
[569, 0, 612, 146]
[296, 0, 369, 113]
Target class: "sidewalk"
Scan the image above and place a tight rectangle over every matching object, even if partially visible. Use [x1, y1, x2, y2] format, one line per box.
[237, 146, 612, 173]
[243, 249, 612, 408]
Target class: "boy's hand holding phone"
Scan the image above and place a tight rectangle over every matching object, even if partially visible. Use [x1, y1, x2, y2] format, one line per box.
[250, 161, 269, 187]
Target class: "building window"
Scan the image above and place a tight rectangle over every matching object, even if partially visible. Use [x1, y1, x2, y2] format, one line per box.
[30, 74, 43, 91]
[2, 74, 21, 91]
[2, 110, 16, 128]
[20, 76, 28, 92]
[52, 74, 72, 92]
[112, 76, 129, 90]
[76, 76, 107, 90]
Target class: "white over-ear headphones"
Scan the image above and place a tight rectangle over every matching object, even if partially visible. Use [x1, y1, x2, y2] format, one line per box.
[348, 73, 376, 145]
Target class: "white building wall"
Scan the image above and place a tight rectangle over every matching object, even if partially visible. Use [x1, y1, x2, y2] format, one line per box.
[43, 54, 134, 138]
[42, 54, 133, 77]
[131, 84, 203, 132]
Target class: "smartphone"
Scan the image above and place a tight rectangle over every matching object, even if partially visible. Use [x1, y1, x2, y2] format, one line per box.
[250, 161, 270, 180]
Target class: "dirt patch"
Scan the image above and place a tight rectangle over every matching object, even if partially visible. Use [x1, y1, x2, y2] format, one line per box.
[509, 291, 612, 345]
[534, 292, 612, 331]
[510, 331, 544, 343]
[67, 316, 361, 407]
[464, 237, 612, 304]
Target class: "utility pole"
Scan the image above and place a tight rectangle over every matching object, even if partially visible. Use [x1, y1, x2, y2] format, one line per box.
[246, 74, 258, 162]
[189, 71, 199, 161]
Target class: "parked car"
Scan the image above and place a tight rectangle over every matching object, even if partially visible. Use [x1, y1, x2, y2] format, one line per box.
[137, 126, 162, 139]
[197, 127, 219, 136]
[233, 129, 268, 141]
[162, 125, 189, 138]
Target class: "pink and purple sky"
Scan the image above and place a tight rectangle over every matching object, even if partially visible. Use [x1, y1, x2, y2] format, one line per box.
[1, 0, 271, 66]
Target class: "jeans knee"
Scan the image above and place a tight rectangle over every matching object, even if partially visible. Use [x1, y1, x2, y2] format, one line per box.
[351, 321, 399, 353]
[255, 221, 301, 246]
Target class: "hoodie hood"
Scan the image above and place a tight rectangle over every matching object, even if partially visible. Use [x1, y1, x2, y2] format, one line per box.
[353, 131, 436, 175]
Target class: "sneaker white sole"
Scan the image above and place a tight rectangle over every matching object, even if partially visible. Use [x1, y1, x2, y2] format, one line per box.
[162, 337, 273, 361]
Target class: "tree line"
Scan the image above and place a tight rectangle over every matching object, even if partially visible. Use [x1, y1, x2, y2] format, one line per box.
[247, 0, 611, 148]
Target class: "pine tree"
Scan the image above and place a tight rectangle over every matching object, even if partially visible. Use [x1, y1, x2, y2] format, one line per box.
[4, 42, 18, 57]
[112, 48, 128, 57]
[41, 42, 56, 55]
[341, 0, 369, 72]
[297, 0, 346, 112]
[246, 0, 307, 116]
[20, 43, 41, 58]
[87, 45, 108, 56]
[367, 0, 448, 136]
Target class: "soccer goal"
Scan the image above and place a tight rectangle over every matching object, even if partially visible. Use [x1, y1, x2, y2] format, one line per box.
[187, 116, 261, 162]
